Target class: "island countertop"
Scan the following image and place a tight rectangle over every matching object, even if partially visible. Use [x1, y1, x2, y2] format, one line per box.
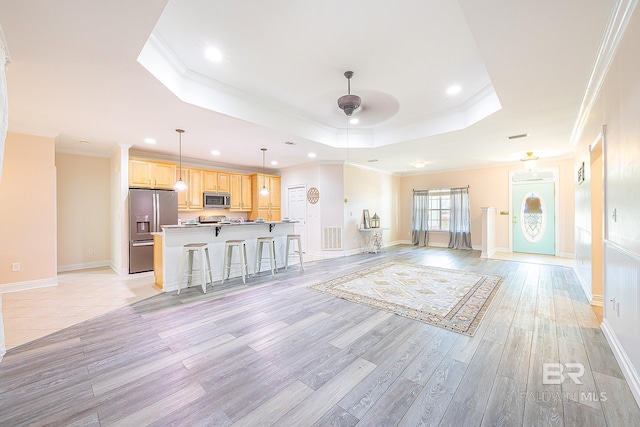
[154, 221, 298, 292]
[162, 220, 296, 229]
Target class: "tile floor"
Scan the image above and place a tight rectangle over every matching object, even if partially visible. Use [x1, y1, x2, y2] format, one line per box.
[0, 251, 576, 351]
[1, 267, 159, 349]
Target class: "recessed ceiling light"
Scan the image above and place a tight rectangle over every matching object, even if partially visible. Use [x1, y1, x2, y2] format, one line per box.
[270, 160, 278, 165]
[414, 161, 426, 168]
[308, 152, 316, 158]
[350, 118, 359, 124]
[211, 150, 221, 156]
[144, 138, 156, 144]
[446, 85, 462, 95]
[205, 47, 223, 62]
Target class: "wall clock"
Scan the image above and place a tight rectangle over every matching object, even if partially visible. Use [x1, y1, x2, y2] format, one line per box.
[307, 187, 320, 204]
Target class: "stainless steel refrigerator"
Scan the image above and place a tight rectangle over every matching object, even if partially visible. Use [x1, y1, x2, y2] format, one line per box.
[129, 188, 178, 273]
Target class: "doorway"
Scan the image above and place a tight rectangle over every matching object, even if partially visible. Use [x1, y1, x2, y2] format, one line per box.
[511, 179, 556, 255]
[590, 136, 604, 306]
[286, 185, 307, 254]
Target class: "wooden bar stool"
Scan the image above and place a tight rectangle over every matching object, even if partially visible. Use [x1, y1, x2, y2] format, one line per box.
[254, 236, 277, 277]
[177, 243, 212, 294]
[285, 234, 304, 271]
[222, 239, 249, 284]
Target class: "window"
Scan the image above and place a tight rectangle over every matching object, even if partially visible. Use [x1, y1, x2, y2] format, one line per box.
[428, 190, 450, 231]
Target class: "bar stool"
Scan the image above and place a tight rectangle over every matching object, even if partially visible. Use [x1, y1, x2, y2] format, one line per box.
[254, 236, 277, 277]
[222, 239, 249, 284]
[285, 234, 304, 271]
[177, 243, 212, 295]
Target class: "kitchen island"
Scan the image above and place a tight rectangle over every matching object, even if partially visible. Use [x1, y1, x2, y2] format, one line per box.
[153, 221, 298, 292]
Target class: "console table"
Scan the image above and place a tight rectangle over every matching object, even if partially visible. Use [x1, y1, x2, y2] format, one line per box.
[359, 227, 388, 253]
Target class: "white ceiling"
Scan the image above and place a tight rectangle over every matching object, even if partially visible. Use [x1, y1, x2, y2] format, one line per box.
[0, 0, 615, 175]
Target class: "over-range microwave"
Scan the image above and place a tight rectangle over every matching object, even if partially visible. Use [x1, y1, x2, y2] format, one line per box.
[204, 192, 231, 209]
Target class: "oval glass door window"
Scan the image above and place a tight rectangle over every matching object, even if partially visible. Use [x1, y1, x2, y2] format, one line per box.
[520, 191, 546, 243]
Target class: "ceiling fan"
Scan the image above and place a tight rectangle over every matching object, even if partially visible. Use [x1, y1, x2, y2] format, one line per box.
[337, 71, 361, 116]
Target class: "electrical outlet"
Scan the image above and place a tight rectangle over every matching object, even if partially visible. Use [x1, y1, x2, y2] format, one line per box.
[12, 262, 20, 272]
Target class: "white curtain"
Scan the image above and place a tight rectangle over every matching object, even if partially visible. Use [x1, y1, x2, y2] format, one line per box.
[412, 190, 429, 246]
[448, 187, 472, 249]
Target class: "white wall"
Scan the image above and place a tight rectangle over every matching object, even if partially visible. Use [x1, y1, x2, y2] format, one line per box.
[281, 162, 401, 255]
[575, 6, 640, 405]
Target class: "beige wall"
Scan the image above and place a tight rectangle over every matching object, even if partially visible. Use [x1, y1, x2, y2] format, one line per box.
[401, 160, 575, 255]
[344, 164, 402, 250]
[0, 132, 56, 284]
[56, 153, 111, 270]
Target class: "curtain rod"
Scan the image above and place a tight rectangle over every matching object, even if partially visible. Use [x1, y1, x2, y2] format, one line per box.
[413, 185, 469, 192]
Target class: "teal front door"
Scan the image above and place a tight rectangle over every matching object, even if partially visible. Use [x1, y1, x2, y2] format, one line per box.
[512, 181, 555, 255]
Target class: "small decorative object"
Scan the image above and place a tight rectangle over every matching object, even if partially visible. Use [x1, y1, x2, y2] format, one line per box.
[307, 187, 320, 204]
[362, 209, 370, 229]
[578, 162, 585, 184]
[371, 213, 380, 228]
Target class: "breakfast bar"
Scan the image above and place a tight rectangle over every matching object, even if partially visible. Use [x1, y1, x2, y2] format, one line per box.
[153, 221, 297, 292]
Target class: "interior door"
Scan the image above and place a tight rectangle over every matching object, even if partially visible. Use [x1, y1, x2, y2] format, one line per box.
[287, 185, 307, 252]
[512, 181, 555, 255]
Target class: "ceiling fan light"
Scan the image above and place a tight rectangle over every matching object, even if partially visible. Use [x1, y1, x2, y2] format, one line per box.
[338, 94, 361, 116]
[338, 71, 362, 117]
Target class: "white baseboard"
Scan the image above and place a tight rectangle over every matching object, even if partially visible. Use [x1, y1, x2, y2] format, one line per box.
[57, 260, 111, 273]
[601, 319, 640, 407]
[574, 266, 593, 303]
[0, 277, 57, 293]
[109, 263, 129, 275]
[558, 252, 575, 259]
[494, 247, 511, 253]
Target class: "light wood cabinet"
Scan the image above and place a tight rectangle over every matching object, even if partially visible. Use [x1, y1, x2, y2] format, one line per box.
[176, 168, 203, 210]
[250, 174, 281, 221]
[129, 159, 176, 189]
[229, 174, 252, 211]
[203, 170, 230, 193]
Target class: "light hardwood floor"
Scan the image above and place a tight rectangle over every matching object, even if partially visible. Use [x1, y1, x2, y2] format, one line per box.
[1, 245, 638, 426]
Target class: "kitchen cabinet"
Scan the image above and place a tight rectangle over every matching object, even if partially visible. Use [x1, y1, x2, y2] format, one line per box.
[203, 170, 230, 193]
[176, 168, 203, 210]
[229, 174, 252, 211]
[129, 159, 176, 189]
[250, 174, 281, 221]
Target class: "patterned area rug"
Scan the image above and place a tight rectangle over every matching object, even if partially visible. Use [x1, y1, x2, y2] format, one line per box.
[309, 261, 503, 336]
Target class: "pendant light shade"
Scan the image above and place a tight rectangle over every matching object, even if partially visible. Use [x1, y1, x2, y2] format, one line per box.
[520, 151, 539, 171]
[174, 129, 187, 191]
[259, 148, 269, 196]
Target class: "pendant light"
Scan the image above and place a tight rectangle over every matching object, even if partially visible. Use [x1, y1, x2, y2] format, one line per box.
[259, 148, 269, 196]
[174, 129, 187, 191]
[520, 151, 539, 171]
